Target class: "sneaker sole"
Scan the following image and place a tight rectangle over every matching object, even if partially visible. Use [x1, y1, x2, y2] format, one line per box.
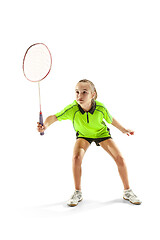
[67, 198, 83, 207]
[123, 197, 141, 205]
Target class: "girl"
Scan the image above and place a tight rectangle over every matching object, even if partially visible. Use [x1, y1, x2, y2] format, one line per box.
[37, 79, 141, 206]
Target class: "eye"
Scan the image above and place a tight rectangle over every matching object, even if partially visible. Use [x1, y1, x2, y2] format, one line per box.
[83, 91, 87, 94]
[76, 91, 79, 94]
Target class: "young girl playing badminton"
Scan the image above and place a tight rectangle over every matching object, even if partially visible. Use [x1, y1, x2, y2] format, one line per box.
[37, 79, 141, 206]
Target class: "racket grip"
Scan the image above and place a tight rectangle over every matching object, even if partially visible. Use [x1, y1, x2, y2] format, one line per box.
[39, 111, 44, 136]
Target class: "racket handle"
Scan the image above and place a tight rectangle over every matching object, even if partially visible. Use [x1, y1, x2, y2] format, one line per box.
[39, 111, 44, 136]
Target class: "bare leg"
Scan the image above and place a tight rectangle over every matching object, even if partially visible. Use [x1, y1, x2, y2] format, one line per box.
[100, 139, 130, 190]
[72, 138, 90, 190]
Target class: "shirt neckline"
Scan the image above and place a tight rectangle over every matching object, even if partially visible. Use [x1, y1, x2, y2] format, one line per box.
[78, 100, 96, 114]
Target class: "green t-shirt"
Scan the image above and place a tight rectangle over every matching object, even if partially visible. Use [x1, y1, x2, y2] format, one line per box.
[55, 100, 113, 138]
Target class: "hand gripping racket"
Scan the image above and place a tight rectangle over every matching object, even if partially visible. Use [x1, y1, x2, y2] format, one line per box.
[23, 43, 52, 135]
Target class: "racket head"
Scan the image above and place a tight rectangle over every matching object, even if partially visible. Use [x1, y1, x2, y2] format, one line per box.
[23, 43, 52, 82]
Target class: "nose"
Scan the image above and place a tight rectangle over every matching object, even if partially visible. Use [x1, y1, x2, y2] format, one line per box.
[79, 92, 84, 98]
[77, 92, 82, 98]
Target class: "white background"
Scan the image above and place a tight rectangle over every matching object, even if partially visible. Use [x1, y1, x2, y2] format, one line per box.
[1, 0, 160, 239]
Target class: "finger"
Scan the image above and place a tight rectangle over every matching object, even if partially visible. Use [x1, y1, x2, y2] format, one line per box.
[38, 126, 44, 131]
[37, 125, 43, 130]
[37, 127, 41, 132]
[37, 123, 44, 130]
[37, 128, 44, 133]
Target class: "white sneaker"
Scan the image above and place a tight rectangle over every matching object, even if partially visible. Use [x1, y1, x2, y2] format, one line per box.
[67, 190, 83, 207]
[123, 189, 142, 205]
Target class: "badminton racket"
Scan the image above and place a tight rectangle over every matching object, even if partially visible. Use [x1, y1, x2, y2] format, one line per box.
[23, 43, 52, 135]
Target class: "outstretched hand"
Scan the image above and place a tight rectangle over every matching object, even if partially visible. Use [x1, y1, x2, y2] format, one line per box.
[122, 129, 134, 136]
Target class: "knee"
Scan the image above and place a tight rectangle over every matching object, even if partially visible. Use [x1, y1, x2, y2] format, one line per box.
[72, 154, 82, 167]
[114, 155, 125, 167]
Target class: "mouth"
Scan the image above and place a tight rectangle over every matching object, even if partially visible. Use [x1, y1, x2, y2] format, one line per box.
[78, 99, 84, 103]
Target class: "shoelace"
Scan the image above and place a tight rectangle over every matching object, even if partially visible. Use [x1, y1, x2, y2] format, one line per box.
[71, 192, 78, 199]
[126, 191, 137, 199]
[70, 191, 81, 200]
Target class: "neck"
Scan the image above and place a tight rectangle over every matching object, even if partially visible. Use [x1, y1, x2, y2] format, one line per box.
[80, 101, 92, 112]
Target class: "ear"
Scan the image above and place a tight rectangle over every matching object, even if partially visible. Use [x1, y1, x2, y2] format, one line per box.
[92, 91, 96, 99]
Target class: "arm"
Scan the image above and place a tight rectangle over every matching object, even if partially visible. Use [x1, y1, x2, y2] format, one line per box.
[111, 117, 134, 136]
[44, 115, 58, 128]
[37, 115, 58, 133]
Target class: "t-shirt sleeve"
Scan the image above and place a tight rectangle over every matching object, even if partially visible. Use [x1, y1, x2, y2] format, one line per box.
[102, 104, 113, 124]
[55, 103, 75, 121]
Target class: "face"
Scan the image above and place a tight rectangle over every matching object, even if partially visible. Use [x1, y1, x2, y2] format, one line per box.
[75, 82, 95, 106]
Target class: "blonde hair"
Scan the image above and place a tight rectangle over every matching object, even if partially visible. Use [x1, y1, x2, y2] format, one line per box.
[78, 79, 98, 100]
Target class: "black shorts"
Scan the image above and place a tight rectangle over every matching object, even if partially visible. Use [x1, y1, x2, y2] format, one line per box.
[76, 136, 112, 146]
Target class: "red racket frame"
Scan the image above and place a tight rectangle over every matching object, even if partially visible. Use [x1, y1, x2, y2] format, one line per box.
[22, 43, 52, 82]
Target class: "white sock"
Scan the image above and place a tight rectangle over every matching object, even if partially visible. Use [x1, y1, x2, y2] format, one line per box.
[75, 189, 82, 193]
[124, 188, 131, 192]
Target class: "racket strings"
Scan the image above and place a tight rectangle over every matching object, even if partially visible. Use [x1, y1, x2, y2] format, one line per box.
[23, 44, 52, 82]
